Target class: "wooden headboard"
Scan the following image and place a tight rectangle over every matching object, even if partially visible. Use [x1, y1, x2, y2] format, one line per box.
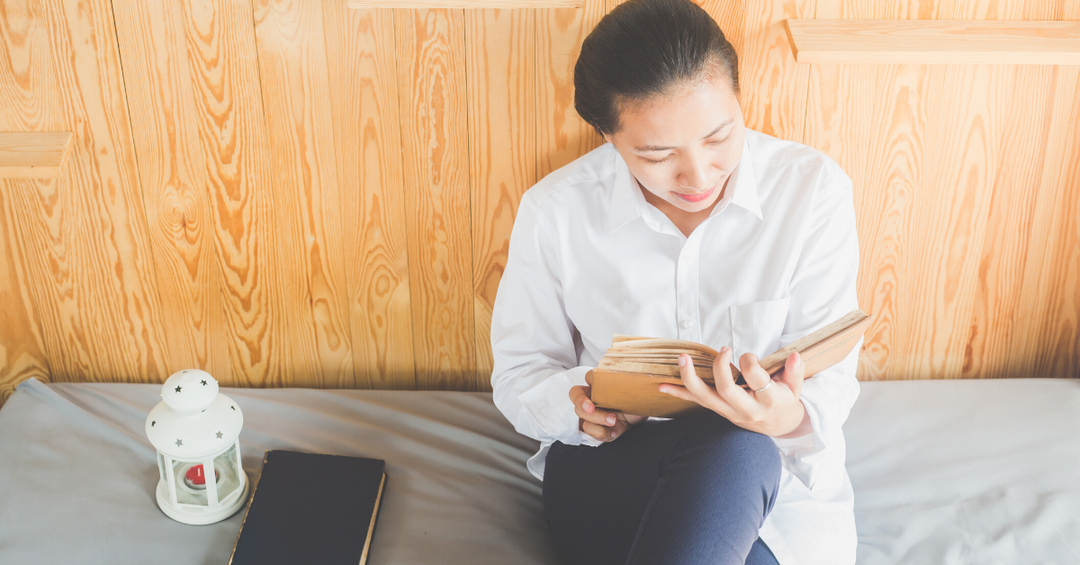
[1, 0, 1078, 404]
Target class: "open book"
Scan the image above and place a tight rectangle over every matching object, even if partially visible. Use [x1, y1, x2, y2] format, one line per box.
[590, 309, 872, 417]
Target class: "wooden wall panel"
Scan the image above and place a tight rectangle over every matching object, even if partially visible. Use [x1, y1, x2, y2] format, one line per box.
[252, 0, 355, 387]
[396, 9, 477, 389]
[177, 0, 310, 387]
[465, 9, 535, 389]
[111, 0, 232, 380]
[321, 5, 417, 389]
[3, 0, 1080, 407]
[535, 0, 606, 179]
[739, 0, 815, 142]
[0, 0, 55, 400]
[1, 0, 170, 387]
[0, 190, 50, 403]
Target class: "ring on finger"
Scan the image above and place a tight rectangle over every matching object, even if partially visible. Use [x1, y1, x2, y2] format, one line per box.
[753, 380, 773, 394]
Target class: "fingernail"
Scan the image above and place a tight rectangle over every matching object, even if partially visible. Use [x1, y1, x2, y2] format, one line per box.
[720, 346, 729, 354]
[678, 355, 687, 367]
[584, 401, 593, 412]
[610, 431, 618, 439]
[606, 414, 616, 425]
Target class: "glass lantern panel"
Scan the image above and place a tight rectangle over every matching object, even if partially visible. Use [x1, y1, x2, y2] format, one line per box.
[171, 459, 209, 507]
[213, 443, 241, 502]
[157, 452, 168, 485]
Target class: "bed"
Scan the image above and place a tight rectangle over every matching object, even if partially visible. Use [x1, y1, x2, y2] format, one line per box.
[0, 377, 1077, 564]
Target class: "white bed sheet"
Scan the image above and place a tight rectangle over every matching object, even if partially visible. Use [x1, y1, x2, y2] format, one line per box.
[0, 377, 1078, 564]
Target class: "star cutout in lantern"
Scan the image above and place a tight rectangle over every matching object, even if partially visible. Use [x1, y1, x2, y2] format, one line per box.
[201, 380, 208, 386]
[216, 431, 224, 439]
[151, 421, 156, 427]
[175, 439, 183, 447]
[231, 406, 236, 411]
[175, 386, 182, 393]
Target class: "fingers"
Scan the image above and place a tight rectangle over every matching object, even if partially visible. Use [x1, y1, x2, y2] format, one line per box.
[660, 351, 737, 416]
[737, 352, 774, 396]
[775, 352, 805, 399]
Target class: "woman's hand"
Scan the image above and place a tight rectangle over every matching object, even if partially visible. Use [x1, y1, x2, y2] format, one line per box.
[569, 370, 647, 442]
[659, 347, 812, 438]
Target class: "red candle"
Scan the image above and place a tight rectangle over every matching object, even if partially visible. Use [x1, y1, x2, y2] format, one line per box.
[186, 464, 206, 485]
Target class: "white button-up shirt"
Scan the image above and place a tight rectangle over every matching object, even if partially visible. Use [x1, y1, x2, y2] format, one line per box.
[490, 129, 862, 565]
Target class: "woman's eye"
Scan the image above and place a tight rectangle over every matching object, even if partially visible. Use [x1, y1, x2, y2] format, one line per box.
[642, 155, 672, 164]
[707, 138, 727, 146]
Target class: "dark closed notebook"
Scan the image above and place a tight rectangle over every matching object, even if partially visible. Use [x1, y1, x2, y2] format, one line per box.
[228, 450, 387, 565]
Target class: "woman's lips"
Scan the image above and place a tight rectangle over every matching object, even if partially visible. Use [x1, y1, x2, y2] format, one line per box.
[673, 184, 715, 203]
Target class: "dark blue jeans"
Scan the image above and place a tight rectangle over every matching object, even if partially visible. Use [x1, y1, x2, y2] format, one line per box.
[543, 410, 782, 565]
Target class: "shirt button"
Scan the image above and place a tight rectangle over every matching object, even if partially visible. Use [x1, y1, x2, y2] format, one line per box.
[680, 320, 694, 329]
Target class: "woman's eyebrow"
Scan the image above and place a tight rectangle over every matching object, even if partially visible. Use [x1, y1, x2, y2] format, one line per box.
[702, 118, 735, 139]
[633, 118, 735, 152]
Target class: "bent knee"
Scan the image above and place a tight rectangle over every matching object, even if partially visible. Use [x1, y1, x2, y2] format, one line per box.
[680, 416, 782, 483]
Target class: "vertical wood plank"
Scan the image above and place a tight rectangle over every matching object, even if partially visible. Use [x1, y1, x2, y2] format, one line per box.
[739, 0, 815, 142]
[111, 0, 232, 380]
[321, 4, 417, 389]
[0, 188, 51, 403]
[807, 0, 926, 381]
[535, 0, 606, 180]
[6, 0, 171, 384]
[252, 0, 354, 387]
[902, 63, 1007, 379]
[466, 9, 535, 391]
[1010, 65, 1080, 379]
[179, 0, 303, 387]
[0, 0, 55, 401]
[396, 9, 477, 389]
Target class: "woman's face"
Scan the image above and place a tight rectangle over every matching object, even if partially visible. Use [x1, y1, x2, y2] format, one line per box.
[604, 73, 745, 217]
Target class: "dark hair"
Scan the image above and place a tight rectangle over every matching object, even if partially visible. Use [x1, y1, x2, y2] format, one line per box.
[573, 0, 739, 136]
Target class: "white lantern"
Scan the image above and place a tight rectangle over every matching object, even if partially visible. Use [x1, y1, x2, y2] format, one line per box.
[145, 369, 250, 525]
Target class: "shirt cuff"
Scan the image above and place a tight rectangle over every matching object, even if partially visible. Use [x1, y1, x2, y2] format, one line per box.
[518, 366, 597, 446]
[771, 396, 827, 490]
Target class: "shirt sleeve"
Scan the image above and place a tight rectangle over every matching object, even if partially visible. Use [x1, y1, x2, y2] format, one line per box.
[772, 163, 862, 491]
[490, 192, 603, 448]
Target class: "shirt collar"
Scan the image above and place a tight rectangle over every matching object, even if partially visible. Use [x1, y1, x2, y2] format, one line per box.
[606, 138, 763, 233]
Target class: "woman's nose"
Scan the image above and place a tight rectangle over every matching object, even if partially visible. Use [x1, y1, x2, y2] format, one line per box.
[678, 155, 711, 191]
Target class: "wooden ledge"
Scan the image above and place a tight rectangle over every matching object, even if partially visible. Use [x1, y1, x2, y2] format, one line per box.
[0, 132, 75, 179]
[348, 0, 582, 8]
[784, 19, 1080, 65]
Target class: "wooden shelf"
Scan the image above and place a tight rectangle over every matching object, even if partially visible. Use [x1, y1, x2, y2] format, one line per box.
[0, 132, 75, 178]
[348, 0, 582, 8]
[784, 19, 1080, 65]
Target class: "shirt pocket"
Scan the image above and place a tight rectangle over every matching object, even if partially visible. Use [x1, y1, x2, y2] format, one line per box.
[729, 296, 791, 360]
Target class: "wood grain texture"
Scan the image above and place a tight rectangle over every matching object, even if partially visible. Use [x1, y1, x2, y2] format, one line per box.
[466, 9, 535, 390]
[535, 0, 606, 180]
[1009, 65, 1080, 380]
[739, 0, 815, 142]
[321, 4, 417, 389]
[1, 0, 171, 387]
[5, 0, 1080, 403]
[0, 187, 51, 403]
[350, 0, 582, 7]
[111, 0, 232, 381]
[396, 9, 477, 389]
[785, 19, 1080, 65]
[252, 0, 354, 387]
[178, 0, 306, 387]
[0, 131, 73, 178]
[0, 0, 64, 401]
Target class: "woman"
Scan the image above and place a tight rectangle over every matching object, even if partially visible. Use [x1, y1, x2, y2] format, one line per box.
[490, 0, 862, 563]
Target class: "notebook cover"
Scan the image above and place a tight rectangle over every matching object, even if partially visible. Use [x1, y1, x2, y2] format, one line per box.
[228, 450, 387, 565]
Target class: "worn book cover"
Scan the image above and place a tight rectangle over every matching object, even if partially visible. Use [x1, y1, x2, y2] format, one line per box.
[591, 309, 872, 417]
[228, 450, 387, 565]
